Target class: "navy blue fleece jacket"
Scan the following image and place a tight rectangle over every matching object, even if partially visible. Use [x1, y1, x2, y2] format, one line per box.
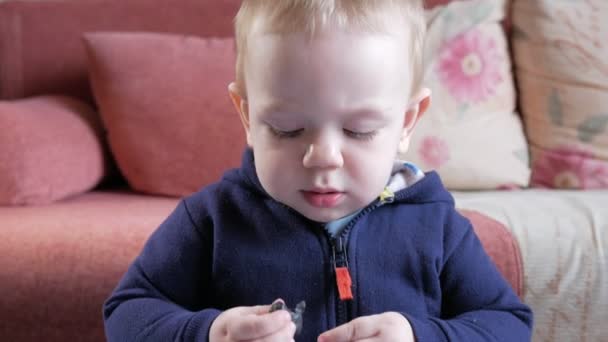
[104, 149, 533, 341]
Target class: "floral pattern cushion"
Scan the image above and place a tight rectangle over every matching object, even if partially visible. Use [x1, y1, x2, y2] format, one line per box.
[512, 0, 608, 189]
[401, 0, 530, 190]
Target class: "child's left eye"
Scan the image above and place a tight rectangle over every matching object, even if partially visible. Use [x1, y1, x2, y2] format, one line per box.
[344, 129, 378, 141]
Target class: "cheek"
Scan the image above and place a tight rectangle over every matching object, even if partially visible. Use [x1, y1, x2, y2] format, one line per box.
[346, 148, 394, 180]
[346, 136, 399, 187]
[255, 150, 282, 177]
[254, 155, 281, 196]
[247, 122, 267, 145]
[254, 148, 301, 192]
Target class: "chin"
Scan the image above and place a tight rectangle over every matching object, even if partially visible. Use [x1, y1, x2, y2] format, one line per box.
[299, 208, 342, 224]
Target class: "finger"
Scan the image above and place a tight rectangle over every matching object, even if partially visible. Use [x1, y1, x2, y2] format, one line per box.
[318, 316, 380, 342]
[242, 321, 296, 342]
[228, 308, 292, 340]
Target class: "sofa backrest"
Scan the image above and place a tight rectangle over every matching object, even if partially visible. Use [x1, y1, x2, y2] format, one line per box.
[0, 0, 240, 104]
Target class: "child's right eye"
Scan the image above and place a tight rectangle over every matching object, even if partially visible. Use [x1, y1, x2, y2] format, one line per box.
[268, 126, 304, 138]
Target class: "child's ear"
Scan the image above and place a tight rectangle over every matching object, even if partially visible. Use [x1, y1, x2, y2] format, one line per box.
[228, 82, 252, 146]
[398, 88, 431, 154]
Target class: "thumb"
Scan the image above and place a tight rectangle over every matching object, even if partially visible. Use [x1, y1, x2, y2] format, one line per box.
[234, 298, 285, 316]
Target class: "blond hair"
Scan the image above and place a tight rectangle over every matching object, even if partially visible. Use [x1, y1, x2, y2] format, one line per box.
[233, 0, 426, 97]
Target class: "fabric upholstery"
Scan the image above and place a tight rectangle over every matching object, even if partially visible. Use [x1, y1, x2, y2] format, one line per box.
[0, 191, 179, 341]
[425, 0, 460, 8]
[455, 189, 608, 342]
[0, 0, 240, 102]
[400, 0, 530, 190]
[460, 209, 524, 297]
[84, 33, 245, 196]
[512, 0, 608, 189]
[0, 95, 108, 205]
[426, 0, 512, 30]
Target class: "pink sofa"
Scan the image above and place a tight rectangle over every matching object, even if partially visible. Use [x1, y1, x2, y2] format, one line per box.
[0, 0, 605, 341]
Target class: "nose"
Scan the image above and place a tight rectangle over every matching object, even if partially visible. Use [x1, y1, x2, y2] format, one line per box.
[302, 140, 344, 169]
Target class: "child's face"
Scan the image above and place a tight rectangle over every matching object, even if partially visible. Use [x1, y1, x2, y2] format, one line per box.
[230, 30, 428, 222]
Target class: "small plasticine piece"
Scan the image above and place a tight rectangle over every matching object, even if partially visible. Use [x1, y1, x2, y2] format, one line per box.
[269, 300, 306, 335]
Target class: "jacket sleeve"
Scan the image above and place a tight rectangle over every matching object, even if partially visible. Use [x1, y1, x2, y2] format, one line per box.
[103, 199, 220, 341]
[403, 213, 533, 342]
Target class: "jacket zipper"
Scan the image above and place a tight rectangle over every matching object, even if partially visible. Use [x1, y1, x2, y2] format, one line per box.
[331, 235, 350, 326]
[328, 202, 381, 326]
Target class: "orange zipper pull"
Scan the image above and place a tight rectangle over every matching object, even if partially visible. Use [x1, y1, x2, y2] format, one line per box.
[332, 237, 353, 301]
[335, 266, 353, 301]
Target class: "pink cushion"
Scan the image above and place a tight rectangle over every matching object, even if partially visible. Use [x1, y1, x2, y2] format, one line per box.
[84, 32, 246, 196]
[0, 96, 108, 205]
[0, 0, 240, 103]
[425, 0, 512, 31]
[460, 209, 524, 297]
[400, 0, 528, 190]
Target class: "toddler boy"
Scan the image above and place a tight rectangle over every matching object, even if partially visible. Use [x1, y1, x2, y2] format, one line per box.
[104, 1, 533, 341]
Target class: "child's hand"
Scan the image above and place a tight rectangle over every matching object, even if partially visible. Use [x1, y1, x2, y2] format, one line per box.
[317, 312, 415, 342]
[209, 301, 296, 342]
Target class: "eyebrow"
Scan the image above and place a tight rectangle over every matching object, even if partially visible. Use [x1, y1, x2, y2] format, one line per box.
[259, 101, 295, 115]
[345, 106, 394, 120]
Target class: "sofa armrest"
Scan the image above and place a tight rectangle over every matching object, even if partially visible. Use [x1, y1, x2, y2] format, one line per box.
[459, 209, 524, 298]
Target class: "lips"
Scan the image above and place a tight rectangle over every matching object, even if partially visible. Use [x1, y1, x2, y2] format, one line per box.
[301, 189, 344, 208]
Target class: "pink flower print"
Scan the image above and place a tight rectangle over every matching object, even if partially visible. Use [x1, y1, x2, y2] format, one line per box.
[437, 29, 504, 104]
[418, 136, 450, 169]
[532, 145, 608, 189]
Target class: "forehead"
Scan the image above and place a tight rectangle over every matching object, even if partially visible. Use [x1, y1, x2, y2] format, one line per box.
[245, 30, 412, 111]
